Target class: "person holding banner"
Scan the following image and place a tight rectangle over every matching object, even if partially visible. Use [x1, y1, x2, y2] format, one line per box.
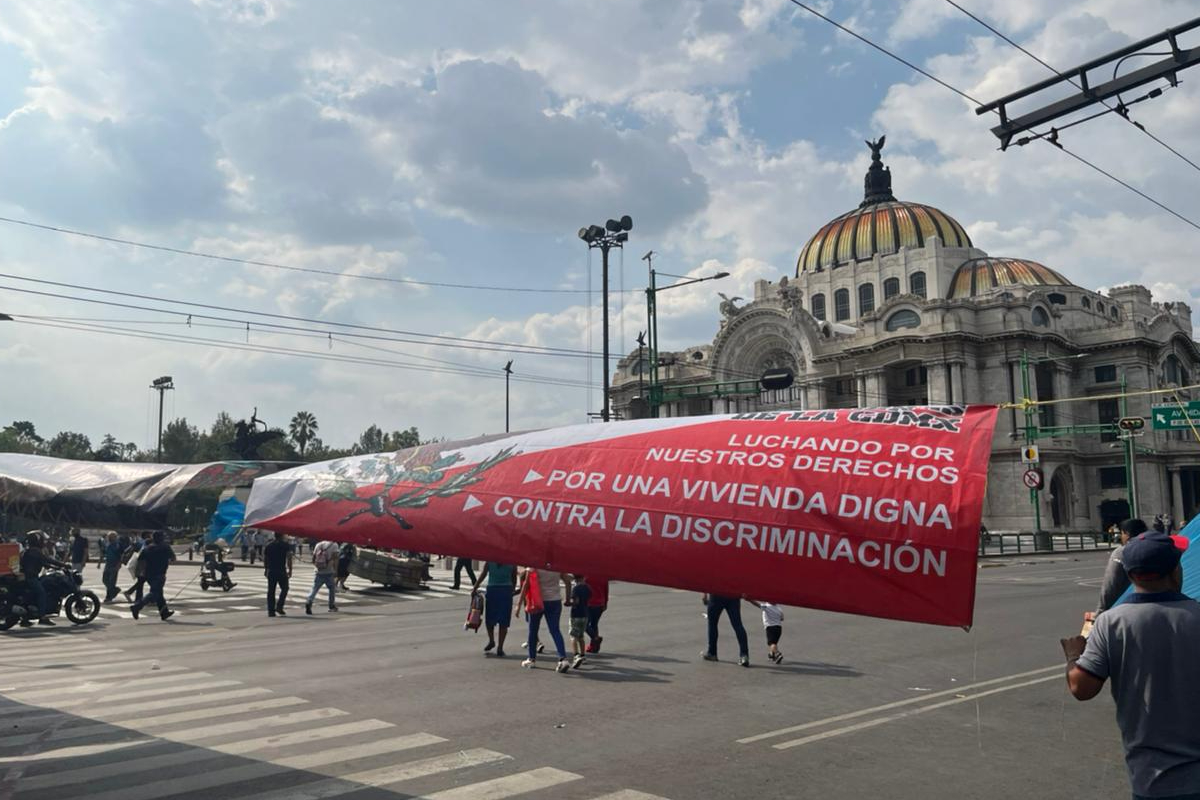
[702, 593, 751, 667]
[1063, 531, 1200, 799]
[518, 567, 571, 672]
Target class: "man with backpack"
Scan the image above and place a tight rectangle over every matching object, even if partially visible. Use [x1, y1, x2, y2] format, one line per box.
[306, 540, 339, 615]
[130, 531, 176, 621]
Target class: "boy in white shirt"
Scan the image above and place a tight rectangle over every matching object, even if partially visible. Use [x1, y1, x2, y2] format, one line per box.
[750, 600, 784, 664]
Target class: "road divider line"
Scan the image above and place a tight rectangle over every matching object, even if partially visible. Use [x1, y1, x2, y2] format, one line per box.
[9, 671, 209, 700]
[0, 663, 187, 692]
[737, 663, 1062, 744]
[772, 674, 1062, 749]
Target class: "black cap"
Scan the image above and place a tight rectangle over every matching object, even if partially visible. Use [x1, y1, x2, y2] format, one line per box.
[1122, 531, 1188, 576]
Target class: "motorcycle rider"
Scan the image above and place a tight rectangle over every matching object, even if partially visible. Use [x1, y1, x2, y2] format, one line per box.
[19, 532, 71, 626]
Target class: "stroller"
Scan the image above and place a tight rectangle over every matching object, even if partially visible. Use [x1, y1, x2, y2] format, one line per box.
[200, 540, 237, 592]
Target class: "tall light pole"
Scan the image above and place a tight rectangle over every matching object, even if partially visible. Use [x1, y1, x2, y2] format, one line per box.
[579, 215, 632, 422]
[635, 331, 646, 417]
[643, 256, 729, 418]
[150, 375, 174, 462]
[504, 360, 513, 433]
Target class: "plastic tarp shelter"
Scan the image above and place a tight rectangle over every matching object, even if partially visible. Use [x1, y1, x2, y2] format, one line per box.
[0, 453, 279, 530]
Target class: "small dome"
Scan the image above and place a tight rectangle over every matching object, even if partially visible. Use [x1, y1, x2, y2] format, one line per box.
[796, 200, 972, 274]
[948, 258, 1073, 299]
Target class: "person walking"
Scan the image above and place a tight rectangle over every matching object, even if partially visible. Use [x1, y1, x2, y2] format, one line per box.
[123, 532, 152, 604]
[264, 531, 292, 617]
[1064, 531, 1199, 799]
[129, 531, 176, 621]
[749, 600, 785, 664]
[450, 556, 477, 590]
[471, 561, 515, 657]
[99, 532, 123, 603]
[69, 529, 89, 574]
[305, 540, 339, 615]
[585, 577, 609, 653]
[701, 593, 751, 667]
[335, 542, 355, 591]
[19, 532, 70, 626]
[518, 567, 571, 672]
[567, 574, 591, 669]
[1092, 518, 1145, 619]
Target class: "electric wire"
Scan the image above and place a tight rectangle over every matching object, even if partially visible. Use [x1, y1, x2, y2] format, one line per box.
[0, 273, 601, 359]
[0, 214, 641, 296]
[785, 0, 1200, 233]
[10, 318, 596, 390]
[942, 1, 1200, 174]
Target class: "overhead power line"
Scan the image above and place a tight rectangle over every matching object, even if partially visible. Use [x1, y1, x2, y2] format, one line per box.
[944, 0, 1200, 173]
[10, 318, 596, 390]
[785, 0, 1200, 233]
[0, 214, 639, 296]
[0, 272, 599, 359]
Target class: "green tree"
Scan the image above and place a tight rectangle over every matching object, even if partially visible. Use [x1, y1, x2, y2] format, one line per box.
[386, 426, 421, 450]
[161, 418, 202, 463]
[354, 424, 386, 454]
[9, 421, 41, 444]
[197, 412, 238, 461]
[0, 421, 43, 454]
[289, 411, 319, 458]
[46, 431, 93, 460]
[96, 433, 124, 461]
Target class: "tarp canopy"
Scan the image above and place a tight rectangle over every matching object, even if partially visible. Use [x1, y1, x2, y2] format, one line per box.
[207, 495, 247, 545]
[246, 406, 999, 627]
[0, 454, 280, 529]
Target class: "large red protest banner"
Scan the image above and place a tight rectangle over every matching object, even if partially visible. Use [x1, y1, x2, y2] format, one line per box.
[245, 405, 999, 627]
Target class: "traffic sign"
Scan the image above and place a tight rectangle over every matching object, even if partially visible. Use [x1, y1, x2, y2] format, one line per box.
[1022, 468, 1043, 490]
[1020, 444, 1040, 464]
[1151, 401, 1200, 430]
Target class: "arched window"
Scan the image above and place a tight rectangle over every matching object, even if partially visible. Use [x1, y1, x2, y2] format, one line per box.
[1096, 301, 1105, 314]
[1032, 306, 1050, 327]
[834, 288, 851, 321]
[1048, 293, 1067, 305]
[1164, 355, 1186, 386]
[909, 271, 927, 299]
[1110, 306, 1120, 319]
[1081, 296, 1091, 310]
[858, 283, 875, 315]
[885, 309, 921, 331]
[883, 277, 900, 300]
[811, 293, 826, 321]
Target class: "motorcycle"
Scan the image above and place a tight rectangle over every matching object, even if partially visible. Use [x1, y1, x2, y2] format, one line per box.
[0, 566, 102, 630]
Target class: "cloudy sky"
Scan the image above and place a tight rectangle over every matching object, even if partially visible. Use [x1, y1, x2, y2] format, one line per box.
[0, 0, 1197, 450]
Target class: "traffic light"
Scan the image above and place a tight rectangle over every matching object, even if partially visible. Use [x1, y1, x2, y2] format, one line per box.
[1117, 417, 1145, 432]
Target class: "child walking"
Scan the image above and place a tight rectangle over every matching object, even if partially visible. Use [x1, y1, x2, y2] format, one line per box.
[568, 574, 591, 669]
[750, 600, 784, 664]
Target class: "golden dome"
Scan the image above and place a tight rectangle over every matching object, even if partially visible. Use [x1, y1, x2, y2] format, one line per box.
[796, 200, 972, 274]
[948, 258, 1073, 299]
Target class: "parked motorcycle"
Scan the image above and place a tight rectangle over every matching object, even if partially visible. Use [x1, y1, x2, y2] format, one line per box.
[0, 566, 101, 630]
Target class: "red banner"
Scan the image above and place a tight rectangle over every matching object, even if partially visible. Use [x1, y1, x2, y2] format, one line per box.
[245, 405, 999, 627]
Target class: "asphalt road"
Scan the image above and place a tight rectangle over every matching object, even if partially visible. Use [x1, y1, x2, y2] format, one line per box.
[0, 552, 1134, 800]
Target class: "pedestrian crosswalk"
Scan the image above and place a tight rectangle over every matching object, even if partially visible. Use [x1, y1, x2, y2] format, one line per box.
[81, 564, 475, 620]
[0, 639, 672, 800]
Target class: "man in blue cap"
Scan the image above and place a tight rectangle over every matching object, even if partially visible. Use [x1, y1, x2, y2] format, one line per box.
[1062, 531, 1199, 799]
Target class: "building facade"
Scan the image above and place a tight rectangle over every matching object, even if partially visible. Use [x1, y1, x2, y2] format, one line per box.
[611, 140, 1200, 533]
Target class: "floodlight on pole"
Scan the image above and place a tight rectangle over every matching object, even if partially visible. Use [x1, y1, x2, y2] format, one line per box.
[149, 375, 175, 462]
[504, 359, 514, 433]
[578, 214, 633, 423]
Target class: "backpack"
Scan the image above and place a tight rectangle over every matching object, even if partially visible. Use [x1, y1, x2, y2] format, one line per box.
[313, 542, 337, 569]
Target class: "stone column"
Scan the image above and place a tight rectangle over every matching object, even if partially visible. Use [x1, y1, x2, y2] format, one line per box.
[1171, 468, 1185, 527]
[927, 363, 949, 404]
[856, 375, 868, 407]
[809, 381, 827, 409]
[865, 371, 887, 407]
[954, 362, 968, 404]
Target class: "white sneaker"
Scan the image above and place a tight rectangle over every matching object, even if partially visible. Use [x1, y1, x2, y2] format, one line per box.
[521, 658, 536, 668]
[556, 659, 570, 673]
[571, 654, 584, 669]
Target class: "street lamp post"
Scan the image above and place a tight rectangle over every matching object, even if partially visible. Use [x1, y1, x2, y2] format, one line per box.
[643, 254, 729, 418]
[579, 216, 633, 422]
[504, 360, 513, 433]
[150, 375, 174, 462]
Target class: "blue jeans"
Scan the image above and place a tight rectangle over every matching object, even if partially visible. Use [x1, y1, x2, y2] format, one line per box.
[307, 572, 336, 607]
[706, 595, 749, 658]
[528, 600, 567, 660]
[131, 574, 169, 618]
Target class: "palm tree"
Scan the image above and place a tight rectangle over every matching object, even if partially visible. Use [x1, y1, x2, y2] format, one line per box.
[289, 411, 319, 459]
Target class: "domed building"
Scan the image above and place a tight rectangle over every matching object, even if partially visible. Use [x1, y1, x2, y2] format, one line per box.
[611, 138, 1200, 534]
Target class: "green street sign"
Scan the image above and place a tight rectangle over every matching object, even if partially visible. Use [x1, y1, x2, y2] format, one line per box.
[1151, 401, 1200, 430]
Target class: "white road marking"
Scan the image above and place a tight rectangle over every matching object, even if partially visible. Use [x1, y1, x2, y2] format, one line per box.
[0, 738, 153, 763]
[110, 696, 308, 728]
[589, 791, 673, 800]
[420, 766, 582, 799]
[17, 720, 405, 792]
[772, 674, 1063, 749]
[242, 749, 513, 800]
[90, 687, 272, 717]
[9, 671, 209, 700]
[0, 646, 124, 664]
[737, 663, 1063, 744]
[0, 663, 187, 691]
[153, 706, 349, 742]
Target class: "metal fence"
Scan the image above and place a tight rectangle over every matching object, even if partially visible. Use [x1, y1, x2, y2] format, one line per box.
[978, 531, 1116, 557]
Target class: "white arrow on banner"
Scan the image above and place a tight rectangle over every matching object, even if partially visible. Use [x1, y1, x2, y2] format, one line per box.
[463, 495, 483, 511]
[523, 469, 544, 484]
